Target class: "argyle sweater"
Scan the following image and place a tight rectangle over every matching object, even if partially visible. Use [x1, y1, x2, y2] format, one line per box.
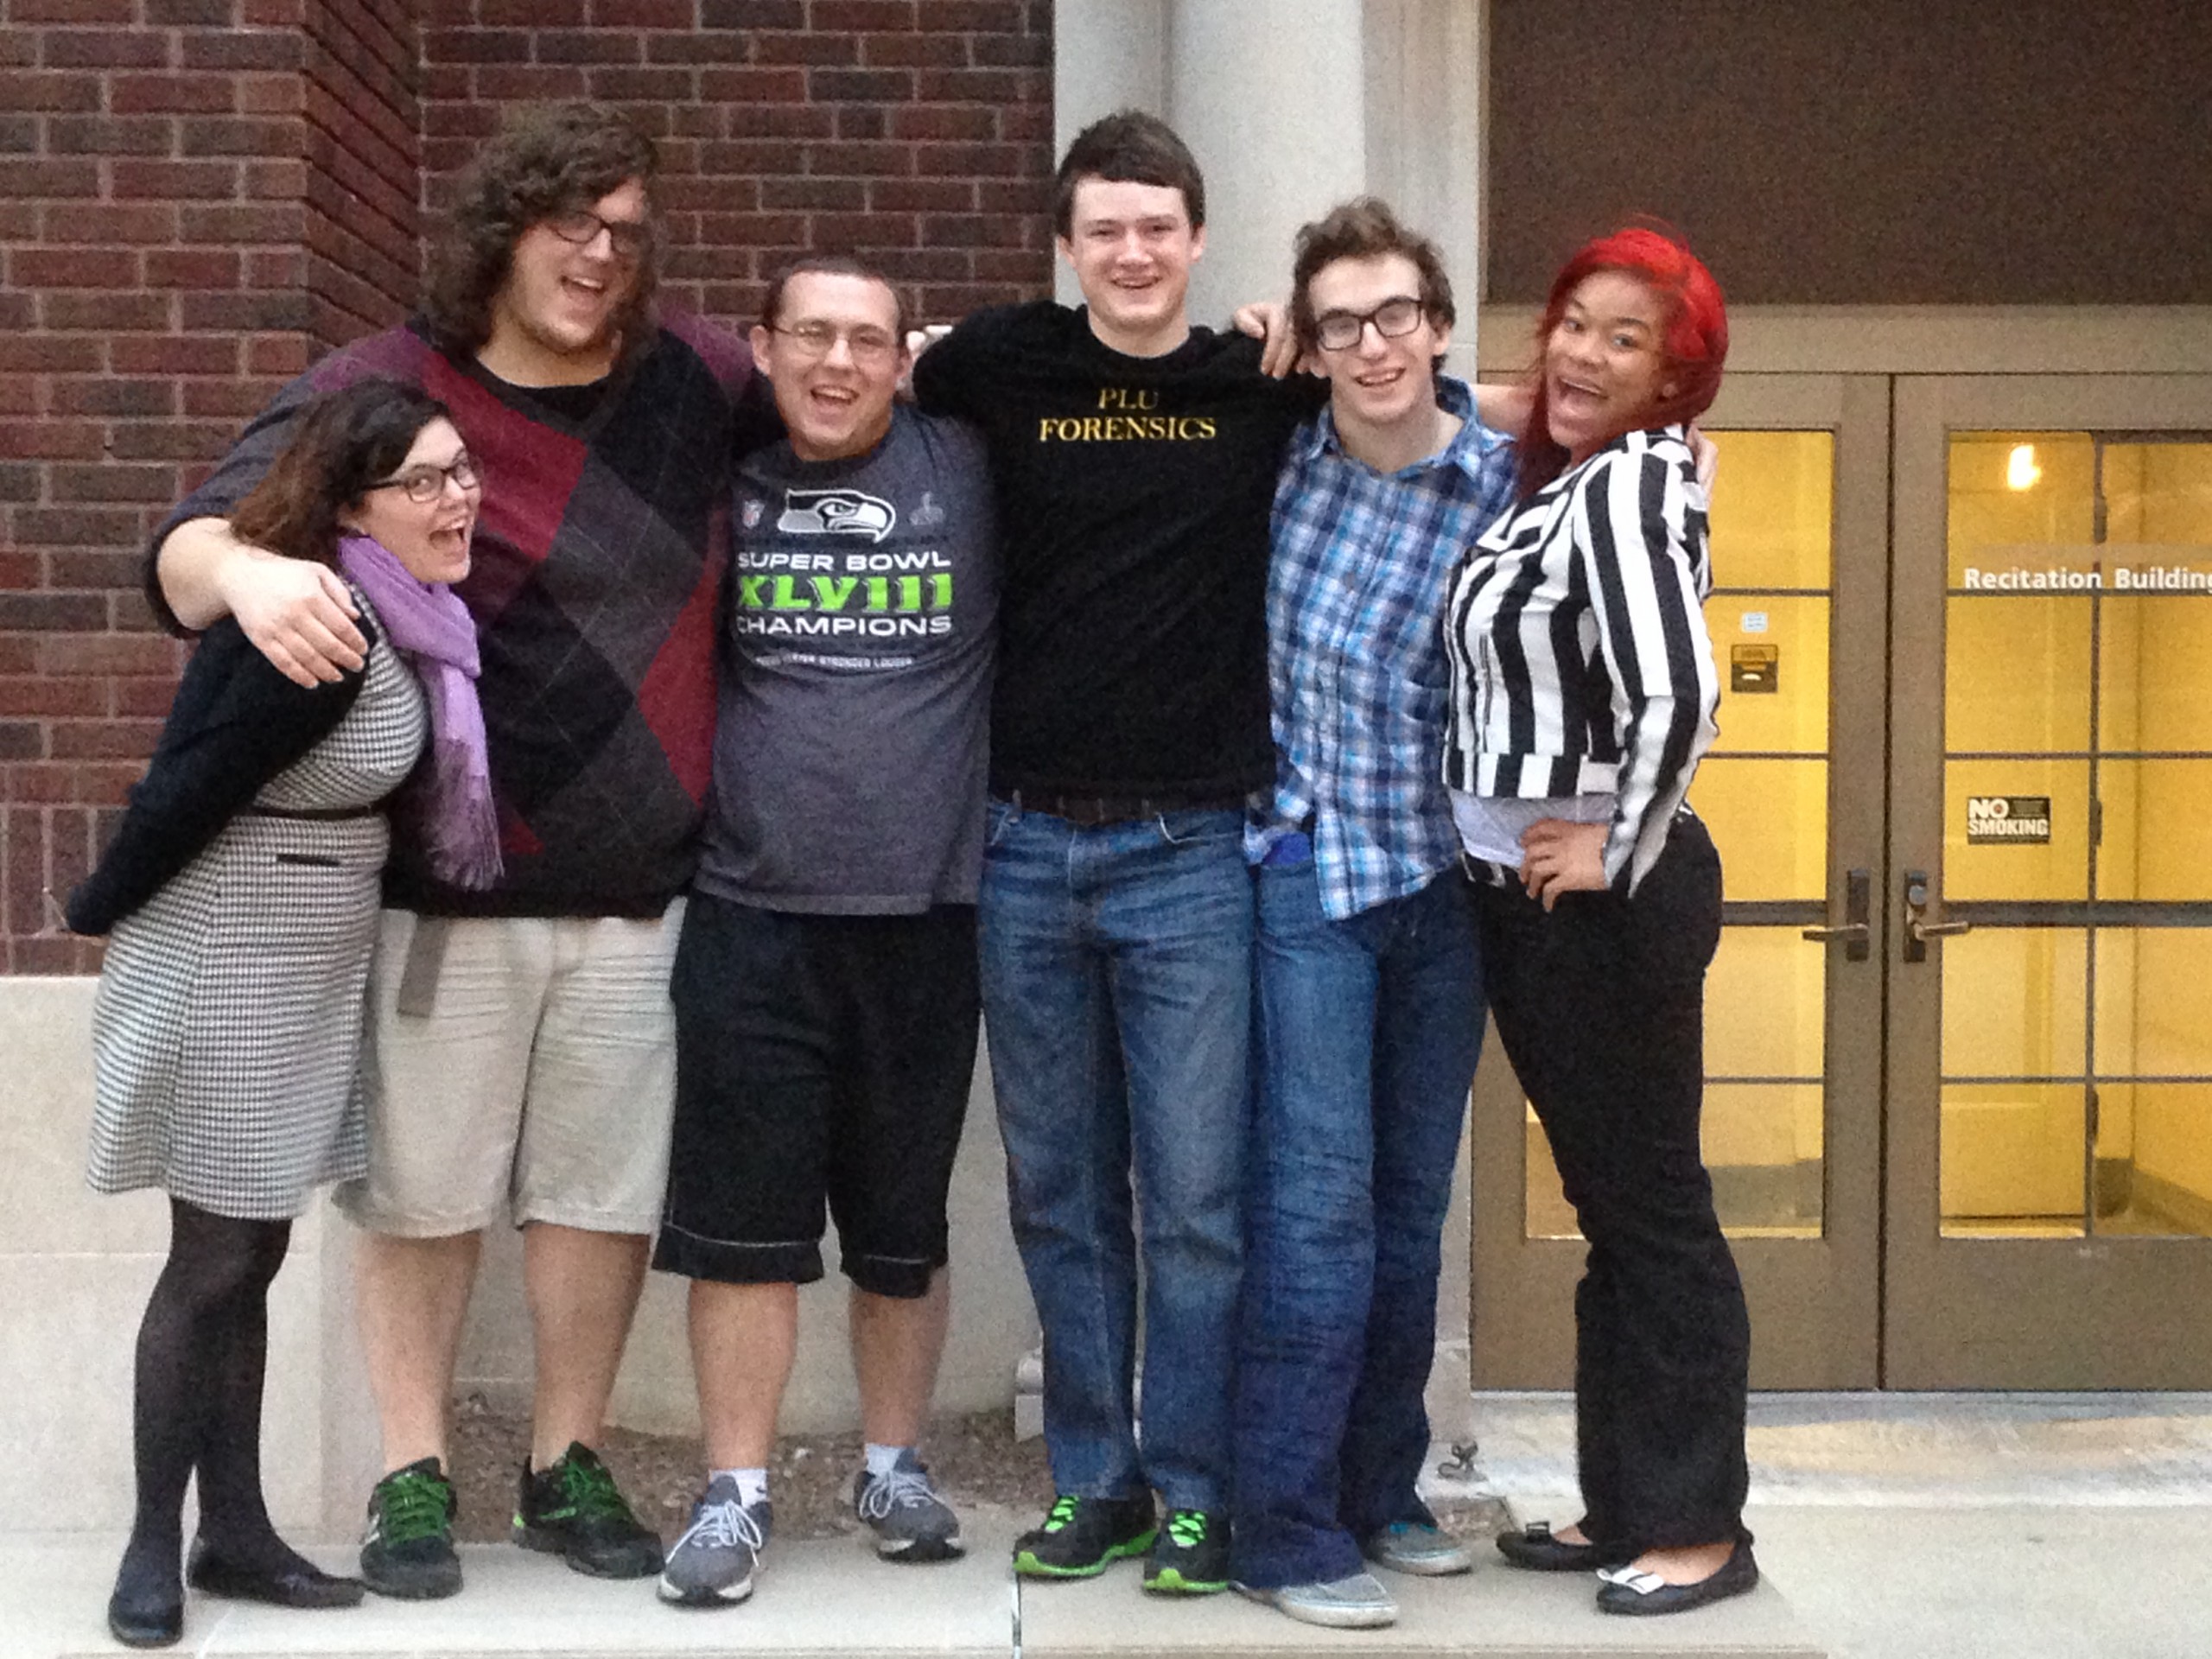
[149, 314, 779, 918]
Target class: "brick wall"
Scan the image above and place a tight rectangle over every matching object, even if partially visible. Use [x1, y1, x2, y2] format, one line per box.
[305, 0, 422, 342]
[0, 0, 1054, 972]
[421, 0, 1055, 328]
[0, 0, 408, 972]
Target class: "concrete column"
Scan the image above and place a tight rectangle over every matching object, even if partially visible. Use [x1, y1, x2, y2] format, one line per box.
[1046, 0, 1489, 1445]
[1052, 1, 1486, 351]
[1051, 0, 1169, 307]
[1165, 0, 1370, 323]
[1363, 0, 1489, 379]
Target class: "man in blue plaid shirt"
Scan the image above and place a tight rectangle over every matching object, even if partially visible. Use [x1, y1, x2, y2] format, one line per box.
[1230, 199, 1520, 1631]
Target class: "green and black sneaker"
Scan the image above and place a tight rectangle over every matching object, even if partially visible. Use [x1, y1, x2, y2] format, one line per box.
[1143, 1508, 1230, 1594]
[513, 1441, 664, 1580]
[1013, 1493, 1157, 1579]
[360, 1457, 461, 1600]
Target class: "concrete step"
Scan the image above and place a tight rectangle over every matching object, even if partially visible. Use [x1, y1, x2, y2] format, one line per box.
[3, 1519, 1821, 1659]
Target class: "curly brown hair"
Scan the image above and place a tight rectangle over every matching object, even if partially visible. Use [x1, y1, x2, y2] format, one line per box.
[420, 102, 661, 359]
[229, 379, 453, 565]
[1288, 197, 1456, 363]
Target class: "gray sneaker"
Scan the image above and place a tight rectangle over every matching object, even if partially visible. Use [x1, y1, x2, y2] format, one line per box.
[657, 1477, 770, 1607]
[851, 1450, 964, 1562]
[1239, 1570, 1399, 1629]
[1363, 1519, 1474, 1576]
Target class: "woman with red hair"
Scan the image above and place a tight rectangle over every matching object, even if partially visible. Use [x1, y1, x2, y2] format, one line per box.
[1441, 227, 1753, 1615]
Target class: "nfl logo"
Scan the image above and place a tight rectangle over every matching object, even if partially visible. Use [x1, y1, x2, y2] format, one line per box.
[741, 498, 764, 529]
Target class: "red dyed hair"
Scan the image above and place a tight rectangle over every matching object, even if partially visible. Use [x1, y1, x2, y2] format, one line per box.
[1516, 226, 1727, 497]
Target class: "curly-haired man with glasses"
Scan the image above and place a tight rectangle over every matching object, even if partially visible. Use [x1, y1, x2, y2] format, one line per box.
[147, 103, 779, 1601]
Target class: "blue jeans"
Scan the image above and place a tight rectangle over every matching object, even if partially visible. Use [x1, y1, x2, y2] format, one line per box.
[979, 800, 1252, 1513]
[1230, 860, 1483, 1587]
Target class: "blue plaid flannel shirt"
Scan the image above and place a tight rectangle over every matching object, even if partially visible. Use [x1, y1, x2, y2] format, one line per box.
[1249, 376, 1517, 919]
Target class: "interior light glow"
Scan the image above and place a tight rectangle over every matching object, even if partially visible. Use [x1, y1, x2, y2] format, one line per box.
[2006, 443, 2042, 492]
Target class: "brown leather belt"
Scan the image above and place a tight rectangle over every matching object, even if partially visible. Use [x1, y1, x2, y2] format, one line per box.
[1007, 788, 1247, 828]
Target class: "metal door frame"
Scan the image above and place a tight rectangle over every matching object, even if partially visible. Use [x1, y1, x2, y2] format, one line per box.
[1470, 372, 1891, 1389]
[1883, 373, 2212, 1387]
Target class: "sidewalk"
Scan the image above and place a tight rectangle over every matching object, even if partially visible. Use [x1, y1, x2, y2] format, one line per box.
[1453, 1391, 2212, 1659]
[0, 1515, 1821, 1659]
[11, 1394, 2210, 1659]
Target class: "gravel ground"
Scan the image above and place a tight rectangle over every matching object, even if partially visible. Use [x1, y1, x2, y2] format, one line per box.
[449, 1392, 1509, 1549]
[450, 1394, 1056, 1544]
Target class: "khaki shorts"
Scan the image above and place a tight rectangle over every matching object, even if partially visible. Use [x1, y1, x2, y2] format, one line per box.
[334, 901, 683, 1237]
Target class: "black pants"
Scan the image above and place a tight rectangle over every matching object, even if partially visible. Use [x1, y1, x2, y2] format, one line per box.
[1475, 814, 1750, 1556]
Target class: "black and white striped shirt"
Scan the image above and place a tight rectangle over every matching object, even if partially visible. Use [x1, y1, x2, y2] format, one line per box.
[1442, 424, 1719, 895]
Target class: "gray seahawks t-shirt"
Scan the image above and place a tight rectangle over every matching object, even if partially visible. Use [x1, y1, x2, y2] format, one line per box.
[695, 404, 998, 913]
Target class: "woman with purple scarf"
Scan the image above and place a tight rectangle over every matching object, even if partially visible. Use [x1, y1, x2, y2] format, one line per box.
[67, 378, 495, 1649]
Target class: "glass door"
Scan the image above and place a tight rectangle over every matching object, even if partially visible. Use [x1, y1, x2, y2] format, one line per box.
[1885, 376, 2212, 1386]
[1471, 374, 1890, 1389]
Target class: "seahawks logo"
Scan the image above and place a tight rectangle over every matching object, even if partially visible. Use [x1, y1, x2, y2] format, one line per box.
[777, 488, 897, 543]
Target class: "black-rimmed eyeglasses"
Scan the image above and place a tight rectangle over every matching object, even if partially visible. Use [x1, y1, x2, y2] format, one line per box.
[1313, 296, 1427, 352]
[367, 454, 481, 504]
[544, 209, 650, 262]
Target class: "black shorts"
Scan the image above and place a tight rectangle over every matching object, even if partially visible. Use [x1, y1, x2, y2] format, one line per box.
[653, 892, 979, 1298]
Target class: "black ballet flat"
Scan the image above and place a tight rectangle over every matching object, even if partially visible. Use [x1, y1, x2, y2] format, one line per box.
[1495, 1520, 1603, 1573]
[106, 1580, 183, 1649]
[1594, 1540, 1758, 1616]
[186, 1538, 365, 1610]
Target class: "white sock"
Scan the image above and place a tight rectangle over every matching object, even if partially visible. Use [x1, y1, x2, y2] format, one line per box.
[863, 1442, 909, 1478]
[711, 1466, 769, 1509]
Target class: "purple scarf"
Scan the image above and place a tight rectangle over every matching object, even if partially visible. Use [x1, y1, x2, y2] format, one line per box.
[338, 535, 502, 890]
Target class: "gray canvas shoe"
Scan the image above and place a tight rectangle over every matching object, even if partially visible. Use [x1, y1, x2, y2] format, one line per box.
[1363, 1519, 1474, 1576]
[852, 1450, 964, 1562]
[1238, 1570, 1399, 1628]
[657, 1477, 770, 1607]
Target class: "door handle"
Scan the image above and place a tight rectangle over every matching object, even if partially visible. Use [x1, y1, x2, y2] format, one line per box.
[1901, 868, 1970, 963]
[1802, 867, 1871, 960]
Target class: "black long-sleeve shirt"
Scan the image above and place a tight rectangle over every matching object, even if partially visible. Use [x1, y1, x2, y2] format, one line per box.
[67, 620, 372, 936]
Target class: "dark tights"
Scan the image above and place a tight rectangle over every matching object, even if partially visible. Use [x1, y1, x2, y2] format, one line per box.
[117, 1198, 309, 1597]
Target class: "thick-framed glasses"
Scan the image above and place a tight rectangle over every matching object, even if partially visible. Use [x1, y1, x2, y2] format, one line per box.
[1313, 295, 1427, 352]
[368, 454, 481, 505]
[544, 209, 650, 262]
[770, 321, 900, 369]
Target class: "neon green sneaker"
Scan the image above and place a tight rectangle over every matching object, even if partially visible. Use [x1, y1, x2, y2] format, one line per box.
[1013, 1493, 1157, 1578]
[360, 1458, 461, 1600]
[1144, 1508, 1229, 1594]
[512, 1442, 663, 1580]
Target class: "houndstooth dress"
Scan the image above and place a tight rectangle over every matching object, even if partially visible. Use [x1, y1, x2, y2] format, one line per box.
[86, 612, 429, 1220]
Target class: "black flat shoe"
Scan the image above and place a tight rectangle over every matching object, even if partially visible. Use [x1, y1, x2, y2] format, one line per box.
[106, 1575, 183, 1649]
[1495, 1520, 1603, 1573]
[1595, 1541, 1758, 1616]
[187, 1538, 365, 1610]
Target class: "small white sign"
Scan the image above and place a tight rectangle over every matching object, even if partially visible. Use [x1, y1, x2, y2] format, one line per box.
[1740, 611, 1769, 633]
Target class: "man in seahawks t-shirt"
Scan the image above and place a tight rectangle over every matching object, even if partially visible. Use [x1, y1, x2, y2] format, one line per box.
[652, 256, 998, 1610]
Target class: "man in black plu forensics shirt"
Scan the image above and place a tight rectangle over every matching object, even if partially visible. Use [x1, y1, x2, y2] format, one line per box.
[912, 110, 1324, 1595]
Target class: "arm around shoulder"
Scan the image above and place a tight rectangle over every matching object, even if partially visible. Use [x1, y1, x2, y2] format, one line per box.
[1472, 379, 1535, 442]
[909, 303, 1037, 418]
[154, 518, 366, 688]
